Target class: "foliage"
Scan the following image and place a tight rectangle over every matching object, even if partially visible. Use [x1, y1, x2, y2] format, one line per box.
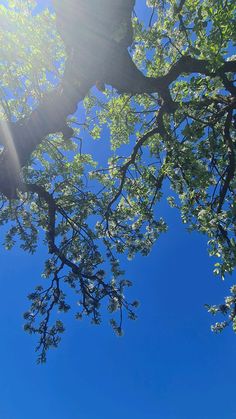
[0, 0, 235, 362]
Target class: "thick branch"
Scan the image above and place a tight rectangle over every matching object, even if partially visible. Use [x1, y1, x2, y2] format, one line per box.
[0, 79, 93, 197]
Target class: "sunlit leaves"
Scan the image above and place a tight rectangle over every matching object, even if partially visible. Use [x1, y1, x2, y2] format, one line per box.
[0, 1, 63, 119]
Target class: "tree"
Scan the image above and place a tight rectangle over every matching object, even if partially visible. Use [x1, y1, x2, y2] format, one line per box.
[0, 0, 235, 362]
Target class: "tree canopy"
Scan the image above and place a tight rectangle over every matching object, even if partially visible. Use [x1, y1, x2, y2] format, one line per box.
[0, 0, 235, 362]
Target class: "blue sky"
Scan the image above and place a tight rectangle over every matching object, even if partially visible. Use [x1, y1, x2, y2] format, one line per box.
[1, 208, 236, 419]
[0, 1, 236, 419]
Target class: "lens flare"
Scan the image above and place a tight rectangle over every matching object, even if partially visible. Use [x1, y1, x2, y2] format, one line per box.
[0, 120, 20, 174]
[0, 106, 21, 197]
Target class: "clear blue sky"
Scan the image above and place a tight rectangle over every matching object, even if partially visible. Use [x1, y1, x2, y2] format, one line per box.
[0, 1, 236, 419]
[1, 209, 236, 419]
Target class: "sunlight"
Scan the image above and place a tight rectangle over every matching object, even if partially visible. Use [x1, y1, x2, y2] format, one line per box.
[0, 116, 21, 178]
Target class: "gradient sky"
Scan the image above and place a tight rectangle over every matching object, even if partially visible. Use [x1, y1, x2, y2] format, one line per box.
[0, 1, 236, 419]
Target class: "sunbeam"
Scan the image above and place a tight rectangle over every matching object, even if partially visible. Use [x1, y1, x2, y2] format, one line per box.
[0, 114, 21, 197]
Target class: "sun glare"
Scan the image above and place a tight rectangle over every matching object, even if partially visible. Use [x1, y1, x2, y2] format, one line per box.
[0, 115, 21, 179]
